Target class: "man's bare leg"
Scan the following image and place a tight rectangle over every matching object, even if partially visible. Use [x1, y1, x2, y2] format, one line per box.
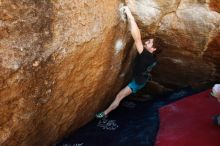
[104, 86, 132, 116]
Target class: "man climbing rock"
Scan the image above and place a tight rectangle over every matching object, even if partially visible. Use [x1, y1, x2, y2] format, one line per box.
[96, 6, 161, 119]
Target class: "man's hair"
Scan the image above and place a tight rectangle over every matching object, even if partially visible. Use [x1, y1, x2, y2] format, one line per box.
[143, 36, 163, 56]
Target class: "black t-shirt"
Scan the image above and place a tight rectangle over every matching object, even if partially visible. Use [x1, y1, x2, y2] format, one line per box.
[133, 48, 157, 84]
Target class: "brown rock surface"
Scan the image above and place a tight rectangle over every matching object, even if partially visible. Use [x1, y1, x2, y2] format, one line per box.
[126, 0, 220, 88]
[1, 0, 220, 146]
[0, 1, 134, 146]
[210, 0, 220, 13]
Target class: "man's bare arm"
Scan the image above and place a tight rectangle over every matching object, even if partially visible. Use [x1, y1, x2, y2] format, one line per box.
[124, 7, 143, 54]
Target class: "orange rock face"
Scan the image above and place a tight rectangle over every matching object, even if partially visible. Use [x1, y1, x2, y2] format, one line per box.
[1, 0, 220, 146]
[204, 33, 220, 80]
[210, 0, 220, 12]
[0, 1, 134, 146]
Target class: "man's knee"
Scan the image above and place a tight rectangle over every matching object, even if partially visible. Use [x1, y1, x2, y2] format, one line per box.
[115, 86, 131, 100]
[117, 90, 129, 100]
[116, 93, 124, 101]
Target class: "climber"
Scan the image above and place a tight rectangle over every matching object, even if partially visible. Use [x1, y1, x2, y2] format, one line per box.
[96, 6, 161, 119]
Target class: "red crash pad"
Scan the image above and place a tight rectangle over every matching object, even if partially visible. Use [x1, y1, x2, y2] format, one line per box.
[156, 89, 220, 146]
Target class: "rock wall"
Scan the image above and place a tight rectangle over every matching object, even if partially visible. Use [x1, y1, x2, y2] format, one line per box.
[0, 0, 134, 146]
[1, 0, 220, 146]
[126, 0, 220, 88]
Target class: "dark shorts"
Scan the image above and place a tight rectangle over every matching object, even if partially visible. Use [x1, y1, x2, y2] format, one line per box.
[128, 79, 147, 94]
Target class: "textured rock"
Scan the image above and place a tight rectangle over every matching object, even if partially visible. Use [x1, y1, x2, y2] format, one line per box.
[1, 0, 220, 146]
[126, 0, 220, 88]
[210, 0, 220, 12]
[0, 0, 134, 146]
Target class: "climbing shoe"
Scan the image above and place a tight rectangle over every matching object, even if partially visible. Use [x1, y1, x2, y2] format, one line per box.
[96, 112, 106, 119]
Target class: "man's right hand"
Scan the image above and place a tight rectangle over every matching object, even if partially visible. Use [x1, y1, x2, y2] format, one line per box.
[123, 6, 132, 17]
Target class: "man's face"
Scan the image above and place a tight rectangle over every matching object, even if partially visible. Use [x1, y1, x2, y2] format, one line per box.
[144, 39, 156, 53]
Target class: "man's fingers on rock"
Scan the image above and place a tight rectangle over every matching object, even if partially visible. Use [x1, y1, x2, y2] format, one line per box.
[120, 7, 125, 12]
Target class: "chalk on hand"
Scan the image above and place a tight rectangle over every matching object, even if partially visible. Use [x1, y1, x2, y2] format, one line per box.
[119, 3, 127, 22]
